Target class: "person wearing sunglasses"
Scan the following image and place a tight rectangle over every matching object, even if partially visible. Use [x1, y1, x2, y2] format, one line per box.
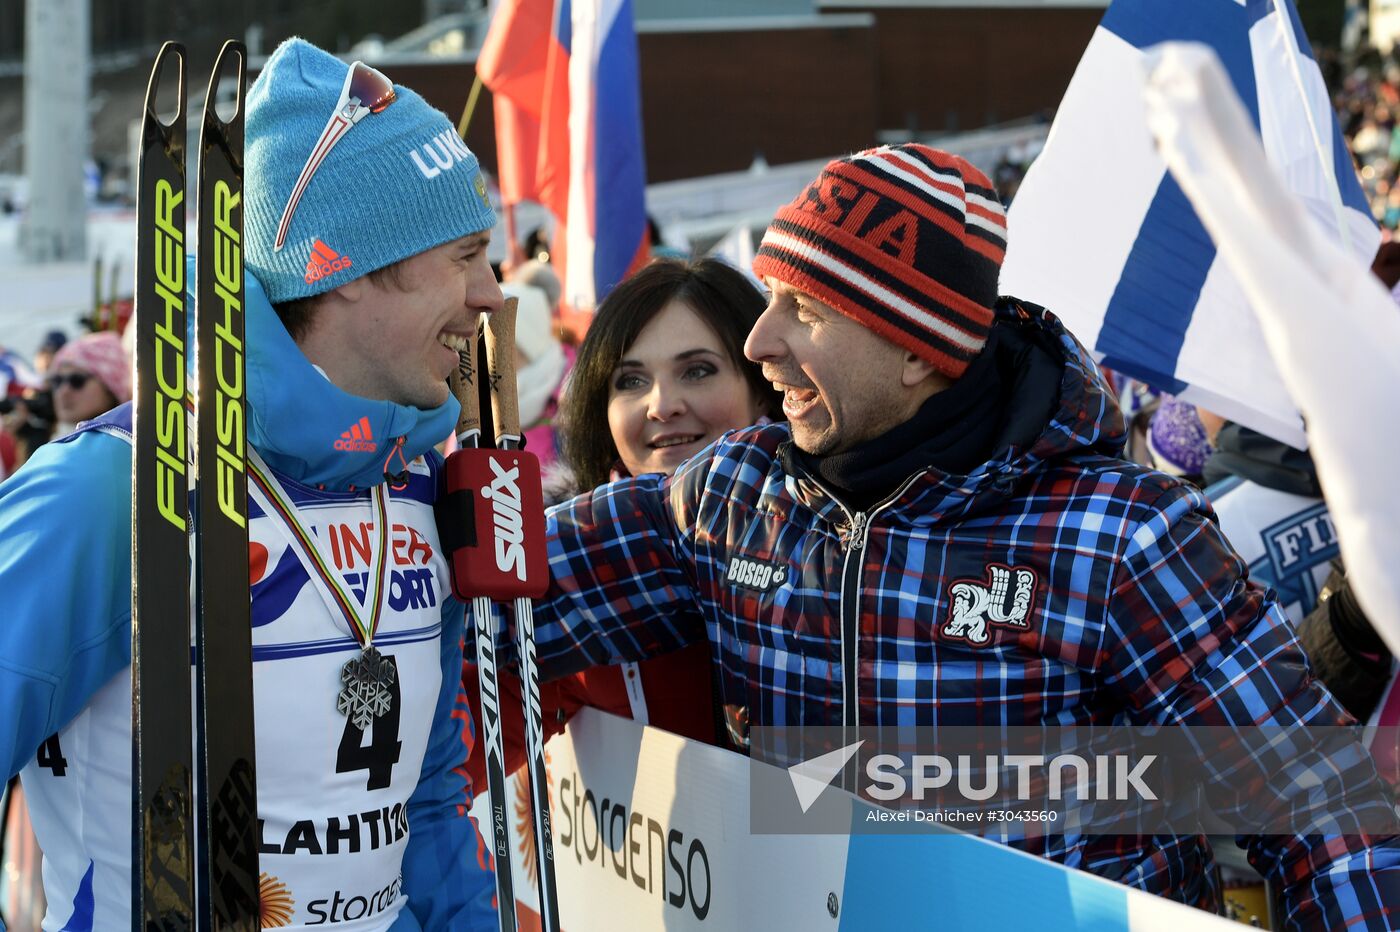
[0, 39, 499, 930]
[46, 331, 131, 433]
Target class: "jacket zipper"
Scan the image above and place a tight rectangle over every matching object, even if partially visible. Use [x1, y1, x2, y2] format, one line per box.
[837, 510, 868, 736]
[809, 470, 929, 784]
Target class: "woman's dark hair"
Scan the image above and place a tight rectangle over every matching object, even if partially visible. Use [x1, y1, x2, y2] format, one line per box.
[561, 257, 782, 490]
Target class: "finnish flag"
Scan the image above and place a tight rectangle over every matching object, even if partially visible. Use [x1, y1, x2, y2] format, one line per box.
[1000, 0, 1378, 449]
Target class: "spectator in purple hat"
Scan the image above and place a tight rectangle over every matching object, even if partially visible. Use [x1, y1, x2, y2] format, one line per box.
[1145, 397, 1214, 485]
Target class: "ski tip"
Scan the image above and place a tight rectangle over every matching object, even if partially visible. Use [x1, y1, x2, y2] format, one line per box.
[204, 40, 248, 128]
[143, 41, 187, 131]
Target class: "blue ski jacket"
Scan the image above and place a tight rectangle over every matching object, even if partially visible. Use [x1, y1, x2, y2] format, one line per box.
[0, 260, 496, 930]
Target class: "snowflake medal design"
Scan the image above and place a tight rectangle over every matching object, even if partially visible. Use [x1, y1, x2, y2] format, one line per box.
[337, 645, 396, 730]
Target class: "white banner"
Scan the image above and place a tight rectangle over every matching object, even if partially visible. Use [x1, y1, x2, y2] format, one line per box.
[472, 709, 1244, 930]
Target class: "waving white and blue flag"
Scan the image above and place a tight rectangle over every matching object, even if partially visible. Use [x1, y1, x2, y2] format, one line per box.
[1000, 0, 1378, 449]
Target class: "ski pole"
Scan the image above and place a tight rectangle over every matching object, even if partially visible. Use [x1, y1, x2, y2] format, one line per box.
[445, 300, 518, 932]
[483, 302, 561, 932]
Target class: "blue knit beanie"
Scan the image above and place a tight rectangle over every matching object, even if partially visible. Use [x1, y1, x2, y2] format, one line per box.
[245, 38, 496, 304]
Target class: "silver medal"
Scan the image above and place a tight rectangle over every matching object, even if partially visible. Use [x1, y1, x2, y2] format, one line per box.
[337, 645, 396, 729]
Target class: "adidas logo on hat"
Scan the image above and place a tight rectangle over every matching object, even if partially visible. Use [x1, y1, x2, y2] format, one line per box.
[304, 239, 353, 284]
[334, 416, 377, 453]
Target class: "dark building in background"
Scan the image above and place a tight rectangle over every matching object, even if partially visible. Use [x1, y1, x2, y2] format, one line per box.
[377, 4, 1100, 184]
[0, 0, 469, 63]
[374, 13, 885, 185]
[0, 0, 1345, 186]
[826, 3, 1101, 134]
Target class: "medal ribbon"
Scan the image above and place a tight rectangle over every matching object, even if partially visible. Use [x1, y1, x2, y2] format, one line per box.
[246, 450, 391, 650]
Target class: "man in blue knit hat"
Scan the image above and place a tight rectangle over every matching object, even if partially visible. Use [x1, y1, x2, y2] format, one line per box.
[0, 38, 499, 929]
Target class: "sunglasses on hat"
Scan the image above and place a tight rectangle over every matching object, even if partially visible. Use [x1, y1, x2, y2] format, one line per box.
[49, 372, 93, 391]
[274, 60, 397, 252]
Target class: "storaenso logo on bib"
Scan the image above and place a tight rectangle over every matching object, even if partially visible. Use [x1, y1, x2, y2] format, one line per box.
[305, 874, 403, 925]
[481, 457, 526, 581]
[726, 557, 786, 593]
[259, 873, 295, 928]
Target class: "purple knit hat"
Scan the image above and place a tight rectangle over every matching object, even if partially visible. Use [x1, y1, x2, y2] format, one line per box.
[1146, 399, 1212, 477]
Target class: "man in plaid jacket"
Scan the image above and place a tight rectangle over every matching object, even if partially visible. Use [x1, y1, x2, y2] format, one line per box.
[524, 145, 1399, 927]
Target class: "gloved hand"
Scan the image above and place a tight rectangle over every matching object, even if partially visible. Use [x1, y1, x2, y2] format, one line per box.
[1297, 562, 1393, 721]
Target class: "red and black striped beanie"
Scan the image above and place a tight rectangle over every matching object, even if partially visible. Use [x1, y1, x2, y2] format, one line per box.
[752, 144, 1007, 380]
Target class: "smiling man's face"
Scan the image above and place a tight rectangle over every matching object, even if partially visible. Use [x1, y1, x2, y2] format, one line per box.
[311, 232, 501, 409]
[744, 279, 943, 455]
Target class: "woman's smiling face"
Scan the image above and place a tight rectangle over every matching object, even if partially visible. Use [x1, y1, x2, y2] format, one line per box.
[606, 300, 764, 478]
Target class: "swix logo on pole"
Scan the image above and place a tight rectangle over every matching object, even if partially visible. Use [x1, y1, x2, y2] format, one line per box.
[519, 608, 545, 764]
[481, 457, 526, 581]
[476, 619, 502, 757]
[443, 447, 548, 600]
[473, 613, 509, 860]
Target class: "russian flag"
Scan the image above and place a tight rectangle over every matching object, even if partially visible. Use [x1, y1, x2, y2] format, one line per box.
[478, 0, 649, 311]
[999, 0, 1377, 449]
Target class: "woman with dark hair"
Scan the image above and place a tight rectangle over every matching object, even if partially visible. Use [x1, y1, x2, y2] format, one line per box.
[464, 259, 779, 796]
[559, 257, 781, 491]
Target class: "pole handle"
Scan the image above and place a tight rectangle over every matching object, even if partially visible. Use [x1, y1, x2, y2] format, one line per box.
[485, 296, 521, 446]
[450, 317, 483, 446]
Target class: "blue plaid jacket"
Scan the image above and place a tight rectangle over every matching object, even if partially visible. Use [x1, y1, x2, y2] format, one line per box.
[530, 305, 1399, 929]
